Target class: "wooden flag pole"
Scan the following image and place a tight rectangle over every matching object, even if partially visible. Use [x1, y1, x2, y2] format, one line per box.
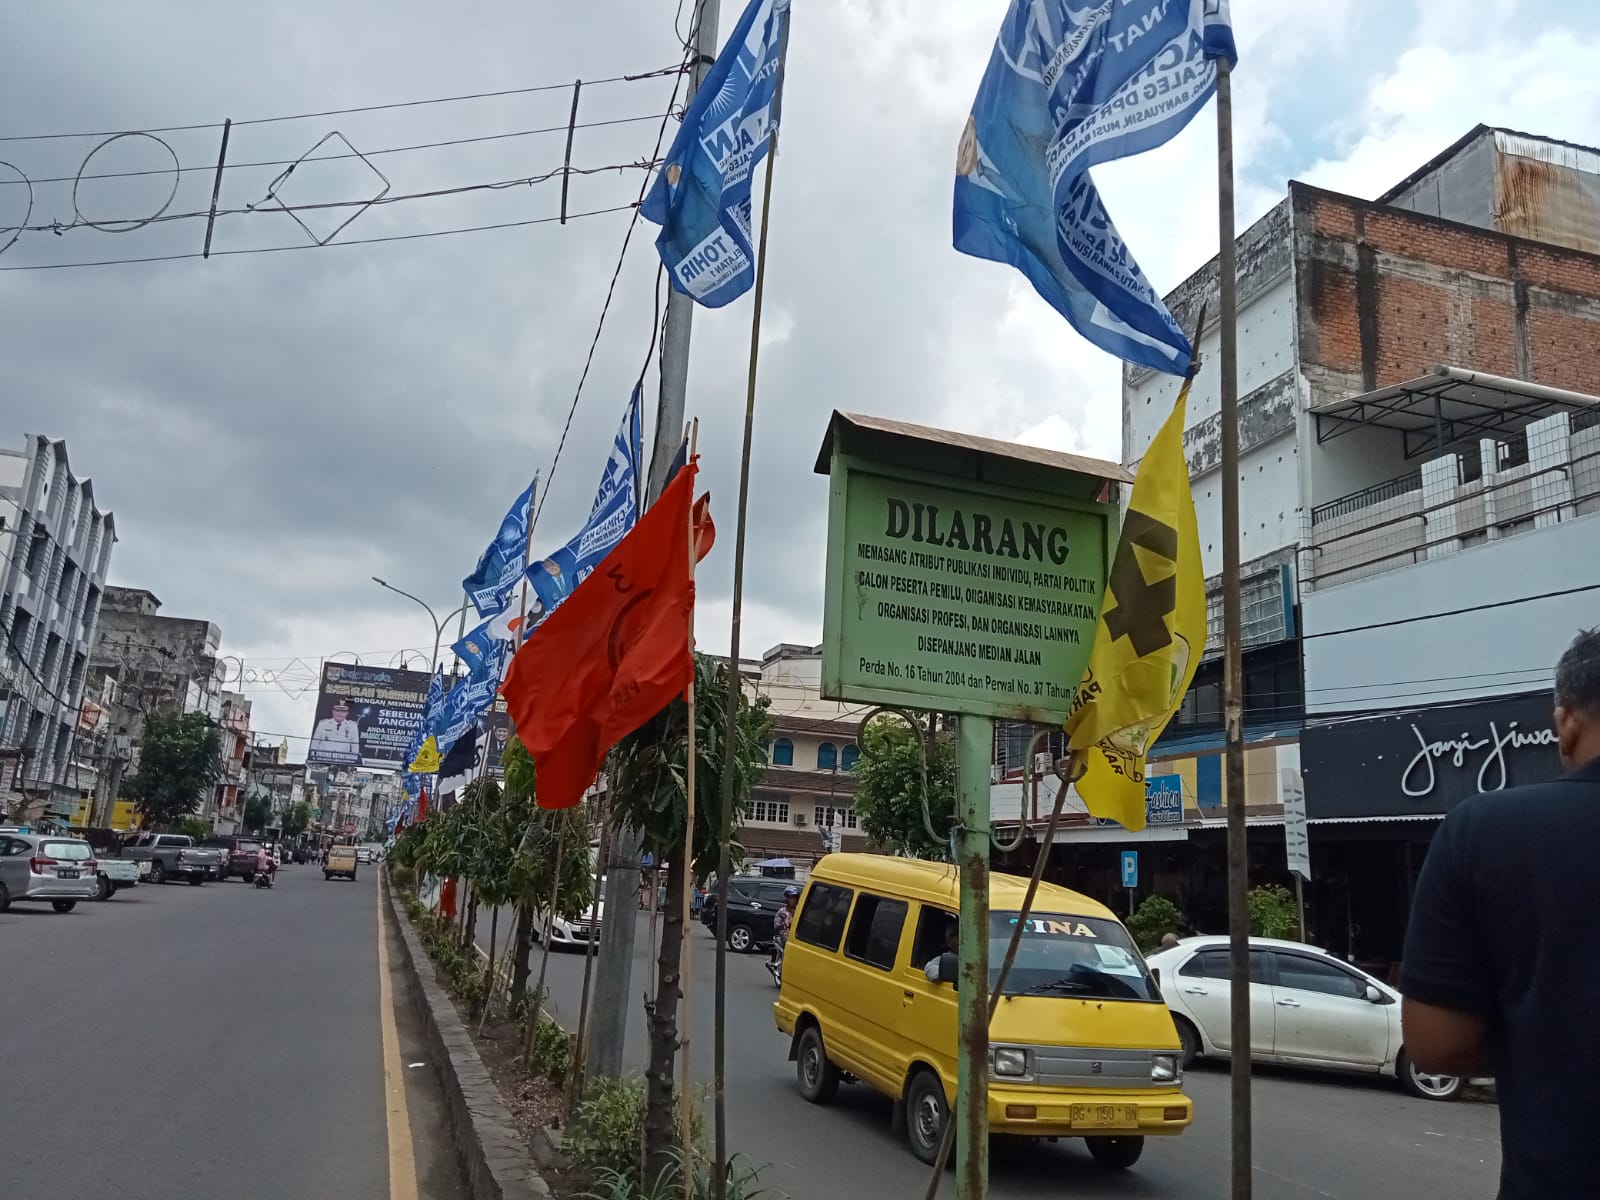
[710, 20, 790, 1199]
[680, 420, 701, 1195]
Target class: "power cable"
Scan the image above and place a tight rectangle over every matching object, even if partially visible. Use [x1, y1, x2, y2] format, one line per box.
[0, 202, 637, 272]
[5, 157, 660, 236]
[0, 67, 683, 144]
[1, 113, 668, 188]
[1300, 582, 1600, 639]
[531, 3, 697, 531]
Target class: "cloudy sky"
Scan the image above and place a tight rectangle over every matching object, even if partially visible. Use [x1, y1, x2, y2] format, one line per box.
[4, 0, 1597, 755]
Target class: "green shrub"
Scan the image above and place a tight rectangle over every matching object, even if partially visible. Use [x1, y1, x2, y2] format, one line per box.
[390, 864, 416, 890]
[1247, 884, 1300, 940]
[528, 1015, 571, 1084]
[568, 1077, 646, 1182]
[1126, 895, 1186, 951]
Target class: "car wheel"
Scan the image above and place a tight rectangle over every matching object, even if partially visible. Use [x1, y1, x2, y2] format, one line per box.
[189, 875, 204, 886]
[905, 1069, 948, 1165]
[52, 899, 77, 913]
[96, 874, 114, 901]
[796, 1026, 841, 1104]
[242, 873, 254, 883]
[1397, 1050, 1462, 1101]
[324, 872, 333, 881]
[727, 923, 755, 953]
[148, 861, 165, 885]
[0, 881, 10, 912]
[1173, 1016, 1201, 1068]
[1086, 1136, 1145, 1170]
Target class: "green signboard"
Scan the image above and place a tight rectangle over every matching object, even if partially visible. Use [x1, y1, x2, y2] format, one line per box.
[818, 414, 1121, 723]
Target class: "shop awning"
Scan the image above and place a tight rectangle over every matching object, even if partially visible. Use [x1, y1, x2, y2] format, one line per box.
[1311, 365, 1600, 460]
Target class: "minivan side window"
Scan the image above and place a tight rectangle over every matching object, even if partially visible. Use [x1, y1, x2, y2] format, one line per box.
[910, 905, 956, 972]
[794, 882, 854, 952]
[843, 893, 909, 971]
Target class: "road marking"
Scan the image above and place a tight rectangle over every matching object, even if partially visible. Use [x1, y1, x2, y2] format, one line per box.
[378, 885, 420, 1200]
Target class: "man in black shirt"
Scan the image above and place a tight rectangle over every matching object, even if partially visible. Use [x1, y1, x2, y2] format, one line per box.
[1402, 628, 1600, 1199]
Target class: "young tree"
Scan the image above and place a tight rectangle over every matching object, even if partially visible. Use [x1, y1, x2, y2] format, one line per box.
[608, 653, 771, 1185]
[242, 794, 271, 833]
[851, 713, 957, 859]
[123, 711, 224, 829]
[282, 802, 311, 841]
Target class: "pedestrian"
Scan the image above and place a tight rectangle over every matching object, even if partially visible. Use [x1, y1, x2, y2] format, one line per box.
[1401, 627, 1600, 1199]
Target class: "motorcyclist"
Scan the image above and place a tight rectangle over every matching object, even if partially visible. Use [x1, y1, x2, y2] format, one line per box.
[255, 844, 276, 885]
[771, 886, 800, 965]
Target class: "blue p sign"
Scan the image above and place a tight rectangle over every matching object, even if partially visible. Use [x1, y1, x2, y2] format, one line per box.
[1120, 850, 1138, 889]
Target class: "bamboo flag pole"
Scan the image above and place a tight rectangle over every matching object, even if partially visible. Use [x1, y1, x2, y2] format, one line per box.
[679, 419, 700, 1195]
[710, 20, 790, 1199]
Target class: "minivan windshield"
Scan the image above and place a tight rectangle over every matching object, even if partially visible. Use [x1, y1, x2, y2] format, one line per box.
[990, 912, 1161, 1002]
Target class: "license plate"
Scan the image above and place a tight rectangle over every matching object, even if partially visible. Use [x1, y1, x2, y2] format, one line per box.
[1071, 1104, 1138, 1129]
[57, 869, 80, 879]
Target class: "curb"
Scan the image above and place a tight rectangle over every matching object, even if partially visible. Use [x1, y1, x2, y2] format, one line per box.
[383, 875, 552, 1199]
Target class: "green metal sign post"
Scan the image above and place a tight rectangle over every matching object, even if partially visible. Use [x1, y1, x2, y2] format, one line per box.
[815, 412, 1125, 1200]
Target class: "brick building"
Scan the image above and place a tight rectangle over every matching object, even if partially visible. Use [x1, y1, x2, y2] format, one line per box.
[1011, 127, 1600, 965]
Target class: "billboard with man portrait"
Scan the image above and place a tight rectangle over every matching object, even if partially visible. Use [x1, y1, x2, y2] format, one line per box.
[307, 661, 433, 770]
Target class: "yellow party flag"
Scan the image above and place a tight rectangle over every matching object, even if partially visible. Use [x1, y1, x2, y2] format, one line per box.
[1065, 376, 1207, 831]
[408, 735, 441, 775]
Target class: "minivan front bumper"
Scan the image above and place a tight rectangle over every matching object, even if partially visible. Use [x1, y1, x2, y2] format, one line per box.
[987, 1084, 1192, 1137]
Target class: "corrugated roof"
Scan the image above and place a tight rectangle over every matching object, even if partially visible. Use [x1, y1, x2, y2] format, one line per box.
[814, 411, 1132, 483]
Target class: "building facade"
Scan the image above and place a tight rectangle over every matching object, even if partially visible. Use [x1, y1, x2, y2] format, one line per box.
[0, 435, 115, 820]
[740, 643, 871, 872]
[1007, 127, 1600, 963]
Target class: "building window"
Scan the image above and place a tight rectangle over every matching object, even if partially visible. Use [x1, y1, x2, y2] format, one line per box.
[771, 737, 794, 766]
[841, 743, 860, 770]
[815, 805, 858, 830]
[750, 798, 789, 824]
[817, 742, 837, 770]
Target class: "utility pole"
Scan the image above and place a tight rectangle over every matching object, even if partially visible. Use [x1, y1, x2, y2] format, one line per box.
[587, 0, 724, 1082]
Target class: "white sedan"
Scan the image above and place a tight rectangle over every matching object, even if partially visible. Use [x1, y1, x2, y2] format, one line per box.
[1144, 936, 1462, 1101]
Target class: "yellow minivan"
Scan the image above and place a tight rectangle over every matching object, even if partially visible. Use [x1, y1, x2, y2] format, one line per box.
[774, 854, 1190, 1170]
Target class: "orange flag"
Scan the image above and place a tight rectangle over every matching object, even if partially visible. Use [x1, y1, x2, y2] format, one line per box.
[501, 462, 699, 809]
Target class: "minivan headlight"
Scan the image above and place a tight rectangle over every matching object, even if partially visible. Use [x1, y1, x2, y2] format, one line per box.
[991, 1047, 1031, 1078]
[1151, 1053, 1181, 1083]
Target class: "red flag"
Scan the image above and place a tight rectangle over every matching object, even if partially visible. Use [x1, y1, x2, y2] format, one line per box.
[501, 462, 699, 809]
[693, 493, 716, 562]
[416, 786, 430, 824]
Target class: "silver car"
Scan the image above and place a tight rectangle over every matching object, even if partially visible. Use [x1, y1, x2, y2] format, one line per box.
[0, 832, 100, 913]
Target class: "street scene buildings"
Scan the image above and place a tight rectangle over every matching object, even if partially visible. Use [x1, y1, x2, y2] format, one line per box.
[7, 5, 1600, 1199]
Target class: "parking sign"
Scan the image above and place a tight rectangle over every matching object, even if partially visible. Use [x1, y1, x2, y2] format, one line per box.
[1120, 850, 1138, 889]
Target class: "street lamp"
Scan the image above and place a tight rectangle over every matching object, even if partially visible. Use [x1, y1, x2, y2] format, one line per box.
[371, 577, 471, 675]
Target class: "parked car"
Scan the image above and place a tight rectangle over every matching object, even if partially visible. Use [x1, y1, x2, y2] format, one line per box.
[203, 835, 265, 881]
[533, 882, 605, 949]
[76, 826, 148, 897]
[120, 833, 225, 886]
[0, 832, 101, 912]
[702, 876, 799, 953]
[1143, 936, 1463, 1101]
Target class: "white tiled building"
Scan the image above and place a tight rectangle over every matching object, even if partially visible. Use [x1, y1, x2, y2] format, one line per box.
[0, 435, 114, 819]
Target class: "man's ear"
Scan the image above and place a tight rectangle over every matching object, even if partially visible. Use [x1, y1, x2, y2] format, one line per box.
[1555, 705, 1581, 767]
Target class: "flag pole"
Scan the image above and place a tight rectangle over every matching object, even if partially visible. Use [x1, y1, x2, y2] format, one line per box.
[679, 418, 700, 1197]
[1214, 56, 1253, 1200]
[710, 19, 790, 1199]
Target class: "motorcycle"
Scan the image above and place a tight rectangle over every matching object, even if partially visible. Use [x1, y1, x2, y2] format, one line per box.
[254, 869, 274, 889]
[765, 939, 786, 987]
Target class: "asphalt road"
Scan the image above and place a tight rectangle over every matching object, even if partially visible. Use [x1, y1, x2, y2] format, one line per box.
[1, 863, 465, 1200]
[520, 911, 1503, 1200]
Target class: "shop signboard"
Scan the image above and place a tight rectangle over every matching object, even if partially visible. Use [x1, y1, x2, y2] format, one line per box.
[1145, 774, 1183, 825]
[1302, 691, 1560, 818]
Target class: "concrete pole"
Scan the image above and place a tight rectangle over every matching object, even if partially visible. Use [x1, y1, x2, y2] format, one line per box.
[587, 0, 723, 1083]
[954, 714, 992, 1200]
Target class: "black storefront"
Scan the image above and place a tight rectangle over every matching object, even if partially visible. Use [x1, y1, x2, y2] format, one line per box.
[1300, 690, 1561, 975]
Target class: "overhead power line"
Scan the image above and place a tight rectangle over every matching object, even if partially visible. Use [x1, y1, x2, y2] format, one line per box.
[0, 65, 684, 144]
[1301, 582, 1600, 640]
[0, 202, 638, 272]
